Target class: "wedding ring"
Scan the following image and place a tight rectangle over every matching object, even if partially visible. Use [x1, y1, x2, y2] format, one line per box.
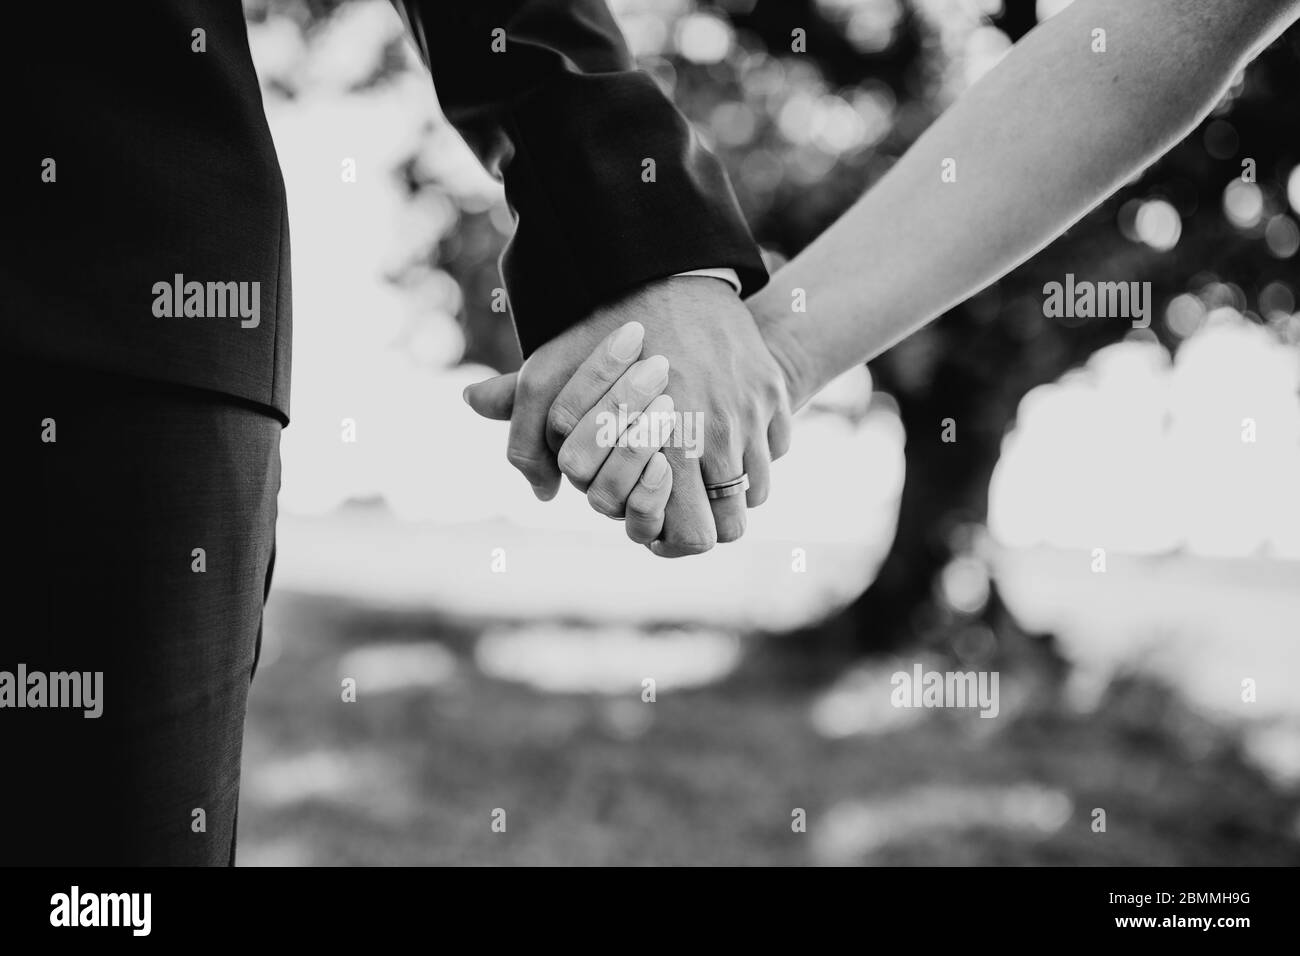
[704, 474, 749, 499]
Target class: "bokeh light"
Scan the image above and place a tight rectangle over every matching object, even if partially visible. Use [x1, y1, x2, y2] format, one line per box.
[1264, 214, 1300, 258]
[1164, 292, 1207, 339]
[1259, 281, 1296, 320]
[819, 0, 905, 54]
[990, 319, 1300, 558]
[675, 12, 732, 64]
[1134, 198, 1182, 251]
[1223, 179, 1265, 230]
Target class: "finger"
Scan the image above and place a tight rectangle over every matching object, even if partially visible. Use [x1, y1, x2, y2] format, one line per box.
[699, 420, 749, 544]
[744, 435, 772, 508]
[463, 372, 518, 421]
[556, 354, 670, 492]
[768, 407, 793, 461]
[545, 321, 646, 452]
[649, 445, 717, 558]
[584, 394, 676, 518]
[506, 369, 563, 501]
[625, 452, 672, 544]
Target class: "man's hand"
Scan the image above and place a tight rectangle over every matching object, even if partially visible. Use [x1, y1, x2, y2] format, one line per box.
[464, 276, 793, 556]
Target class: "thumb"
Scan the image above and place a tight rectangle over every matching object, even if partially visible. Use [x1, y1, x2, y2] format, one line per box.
[463, 372, 518, 420]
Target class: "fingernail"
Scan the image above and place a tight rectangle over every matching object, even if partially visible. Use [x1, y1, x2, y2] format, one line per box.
[461, 386, 472, 406]
[642, 452, 669, 489]
[609, 322, 645, 362]
[631, 354, 669, 391]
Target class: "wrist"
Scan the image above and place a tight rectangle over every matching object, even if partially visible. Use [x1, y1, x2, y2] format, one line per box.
[748, 285, 819, 412]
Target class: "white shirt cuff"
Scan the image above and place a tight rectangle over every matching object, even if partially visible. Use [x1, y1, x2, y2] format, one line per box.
[671, 268, 742, 293]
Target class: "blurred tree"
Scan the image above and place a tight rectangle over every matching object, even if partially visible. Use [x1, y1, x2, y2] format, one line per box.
[835, 6, 1300, 655]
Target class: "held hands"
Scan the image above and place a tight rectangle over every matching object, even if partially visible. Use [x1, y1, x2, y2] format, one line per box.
[474, 322, 678, 542]
[463, 276, 797, 556]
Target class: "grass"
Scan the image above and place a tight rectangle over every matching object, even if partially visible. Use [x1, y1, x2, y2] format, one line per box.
[236, 591, 1300, 866]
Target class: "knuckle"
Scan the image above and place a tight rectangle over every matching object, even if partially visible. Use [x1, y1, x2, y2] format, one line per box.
[610, 445, 646, 473]
[558, 460, 594, 495]
[702, 417, 736, 460]
[715, 520, 745, 544]
[586, 486, 624, 518]
[547, 403, 581, 440]
[770, 422, 793, 461]
[506, 444, 547, 476]
[625, 495, 660, 525]
[595, 349, 626, 376]
[555, 442, 583, 478]
[678, 538, 716, 555]
[666, 525, 716, 554]
[707, 413, 735, 444]
[625, 512, 660, 543]
[577, 362, 616, 399]
[626, 527, 655, 545]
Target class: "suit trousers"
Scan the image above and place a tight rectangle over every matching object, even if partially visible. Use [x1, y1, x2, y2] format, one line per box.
[0, 352, 280, 865]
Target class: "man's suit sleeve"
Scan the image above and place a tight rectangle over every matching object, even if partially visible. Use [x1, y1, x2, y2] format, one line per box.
[390, 0, 768, 356]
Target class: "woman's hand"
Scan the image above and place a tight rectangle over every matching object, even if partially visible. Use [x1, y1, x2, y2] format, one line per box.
[465, 322, 679, 544]
[549, 322, 679, 545]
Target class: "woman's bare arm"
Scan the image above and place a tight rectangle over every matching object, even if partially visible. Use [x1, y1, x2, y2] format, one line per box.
[752, 0, 1300, 408]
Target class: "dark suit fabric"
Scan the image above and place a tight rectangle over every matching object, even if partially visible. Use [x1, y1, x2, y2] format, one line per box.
[0, 355, 280, 865]
[1, 1, 766, 419]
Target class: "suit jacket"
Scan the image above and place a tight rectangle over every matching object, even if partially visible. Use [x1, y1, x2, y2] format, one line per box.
[1, 1, 765, 423]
